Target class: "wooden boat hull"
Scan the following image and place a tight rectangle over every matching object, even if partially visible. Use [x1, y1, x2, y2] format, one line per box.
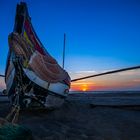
[5, 2, 70, 109]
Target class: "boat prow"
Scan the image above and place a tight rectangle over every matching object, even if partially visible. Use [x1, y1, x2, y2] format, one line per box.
[5, 2, 71, 109]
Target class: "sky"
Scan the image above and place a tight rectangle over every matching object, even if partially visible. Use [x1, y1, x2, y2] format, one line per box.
[0, 0, 140, 91]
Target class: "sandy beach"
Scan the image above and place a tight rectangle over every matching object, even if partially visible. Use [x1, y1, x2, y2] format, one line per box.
[0, 92, 140, 140]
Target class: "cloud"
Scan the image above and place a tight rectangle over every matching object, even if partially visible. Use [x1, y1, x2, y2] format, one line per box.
[72, 81, 95, 85]
[118, 70, 140, 76]
[75, 70, 97, 73]
[70, 68, 140, 91]
[133, 79, 140, 82]
[69, 70, 97, 74]
[69, 70, 97, 79]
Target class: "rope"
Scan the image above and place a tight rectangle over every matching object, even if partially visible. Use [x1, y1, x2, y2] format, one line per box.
[11, 106, 20, 124]
[6, 89, 21, 124]
[5, 57, 23, 124]
[6, 107, 16, 122]
[6, 106, 20, 124]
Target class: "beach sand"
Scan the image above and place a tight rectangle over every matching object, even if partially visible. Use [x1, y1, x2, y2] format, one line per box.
[0, 93, 140, 140]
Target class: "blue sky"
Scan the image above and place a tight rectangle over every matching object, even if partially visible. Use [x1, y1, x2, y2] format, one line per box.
[0, 0, 140, 77]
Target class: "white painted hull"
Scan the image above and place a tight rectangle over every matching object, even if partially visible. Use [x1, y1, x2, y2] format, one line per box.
[23, 68, 69, 97]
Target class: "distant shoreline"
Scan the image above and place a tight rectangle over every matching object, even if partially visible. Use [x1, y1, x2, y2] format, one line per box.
[0, 90, 140, 95]
[70, 90, 140, 94]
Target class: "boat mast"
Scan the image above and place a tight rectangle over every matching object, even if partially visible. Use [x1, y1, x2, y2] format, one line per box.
[62, 33, 66, 69]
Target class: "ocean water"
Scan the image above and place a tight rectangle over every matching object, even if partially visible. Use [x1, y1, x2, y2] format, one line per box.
[70, 90, 140, 95]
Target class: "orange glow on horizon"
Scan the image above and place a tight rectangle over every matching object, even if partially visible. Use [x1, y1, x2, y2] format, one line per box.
[71, 82, 94, 91]
[70, 80, 140, 91]
[82, 88, 87, 91]
[70, 71, 140, 91]
[81, 84, 88, 91]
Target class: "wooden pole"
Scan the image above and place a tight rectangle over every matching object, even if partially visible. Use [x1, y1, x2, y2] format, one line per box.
[0, 74, 5, 77]
[62, 33, 66, 69]
[71, 65, 140, 82]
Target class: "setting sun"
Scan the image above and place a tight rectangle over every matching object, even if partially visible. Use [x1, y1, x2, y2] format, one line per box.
[82, 88, 87, 91]
[81, 84, 88, 91]
[71, 81, 95, 91]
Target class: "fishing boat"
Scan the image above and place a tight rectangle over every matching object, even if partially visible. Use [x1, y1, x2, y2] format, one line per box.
[4, 2, 140, 110]
[5, 2, 71, 109]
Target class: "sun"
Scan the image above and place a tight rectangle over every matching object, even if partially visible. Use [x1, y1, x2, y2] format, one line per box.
[81, 84, 88, 91]
[82, 88, 87, 91]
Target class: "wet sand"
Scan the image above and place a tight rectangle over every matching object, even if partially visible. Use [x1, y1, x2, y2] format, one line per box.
[0, 93, 140, 140]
